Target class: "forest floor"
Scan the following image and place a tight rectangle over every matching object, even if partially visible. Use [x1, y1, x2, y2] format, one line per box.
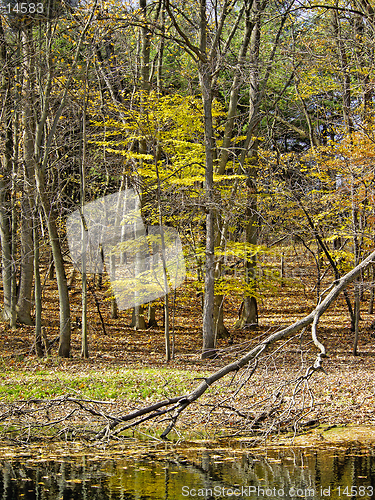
[1, 246, 375, 445]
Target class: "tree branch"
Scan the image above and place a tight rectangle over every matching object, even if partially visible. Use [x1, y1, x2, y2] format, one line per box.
[95, 247, 375, 438]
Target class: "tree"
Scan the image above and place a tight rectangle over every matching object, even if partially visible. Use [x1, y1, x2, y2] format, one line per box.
[0, 17, 17, 328]
[0, 0, 97, 355]
[257, 0, 375, 340]
[163, 0, 258, 356]
[30, 8, 97, 357]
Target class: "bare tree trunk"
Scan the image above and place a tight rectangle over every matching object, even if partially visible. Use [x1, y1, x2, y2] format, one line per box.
[164, 0, 267, 355]
[148, 305, 158, 327]
[234, 298, 258, 330]
[352, 176, 361, 355]
[332, 3, 353, 132]
[16, 196, 34, 325]
[109, 252, 119, 320]
[200, 44, 216, 357]
[280, 252, 285, 286]
[156, 163, 170, 361]
[131, 0, 151, 332]
[17, 29, 35, 325]
[214, 295, 229, 339]
[234, 145, 259, 329]
[0, 183, 16, 327]
[81, 98, 88, 359]
[29, 8, 96, 355]
[48, 253, 54, 281]
[216, 3, 253, 176]
[156, 8, 165, 94]
[212, 4, 254, 340]
[353, 281, 360, 355]
[35, 166, 71, 357]
[368, 264, 375, 314]
[140, 0, 151, 92]
[133, 196, 146, 330]
[235, 7, 260, 329]
[110, 291, 119, 319]
[0, 19, 16, 328]
[134, 306, 146, 330]
[81, 226, 89, 358]
[33, 212, 43, 357]
[18, 1, 95, 354]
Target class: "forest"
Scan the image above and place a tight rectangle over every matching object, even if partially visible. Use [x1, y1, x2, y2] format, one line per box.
[1, 0, 375, 442]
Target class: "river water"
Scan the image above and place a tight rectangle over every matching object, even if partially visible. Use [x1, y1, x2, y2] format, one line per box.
[0, 440, 374, 499]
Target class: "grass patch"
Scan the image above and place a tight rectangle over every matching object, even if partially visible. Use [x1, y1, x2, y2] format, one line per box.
[0, 367, 218, 402]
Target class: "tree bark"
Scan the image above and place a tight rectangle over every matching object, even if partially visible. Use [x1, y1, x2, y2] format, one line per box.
[332, 3, 354, 132]
[155, 163, 171, 361]
[81, 106, 89, 359]
[140, 0, 151, 92]
[235, 6, 261, 329]
[214, 295, 229, 339]
[16, 196, 34, 325]
[353, 282, 360, 355]
[131, 0, 151, 332]
[216, 3, 253, 176]
[33, 214, 43, 357]
[17, 30, 35, 325]
[0, 18, 16, 328]
[212, 3, 253, 339]
[199, 1, 216, 358]
[148, 305, 158, 327]
[35, 166, 71, 357]
[30, 6, 96, 355]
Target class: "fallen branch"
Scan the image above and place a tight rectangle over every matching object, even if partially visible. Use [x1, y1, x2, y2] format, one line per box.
[1, 250, 374, 443]
[96, 248, 375, 439]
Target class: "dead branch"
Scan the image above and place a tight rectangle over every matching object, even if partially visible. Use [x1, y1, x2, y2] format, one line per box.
[1, 250, 374, 443]
[95, 248, 375, 439]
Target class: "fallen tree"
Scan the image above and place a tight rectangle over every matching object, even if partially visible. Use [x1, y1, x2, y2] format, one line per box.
[1, 249, 374, 444]
[95, 248, 375, 439]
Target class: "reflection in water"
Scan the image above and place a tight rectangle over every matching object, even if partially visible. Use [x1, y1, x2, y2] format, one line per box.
[0, 443, 374, 499]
